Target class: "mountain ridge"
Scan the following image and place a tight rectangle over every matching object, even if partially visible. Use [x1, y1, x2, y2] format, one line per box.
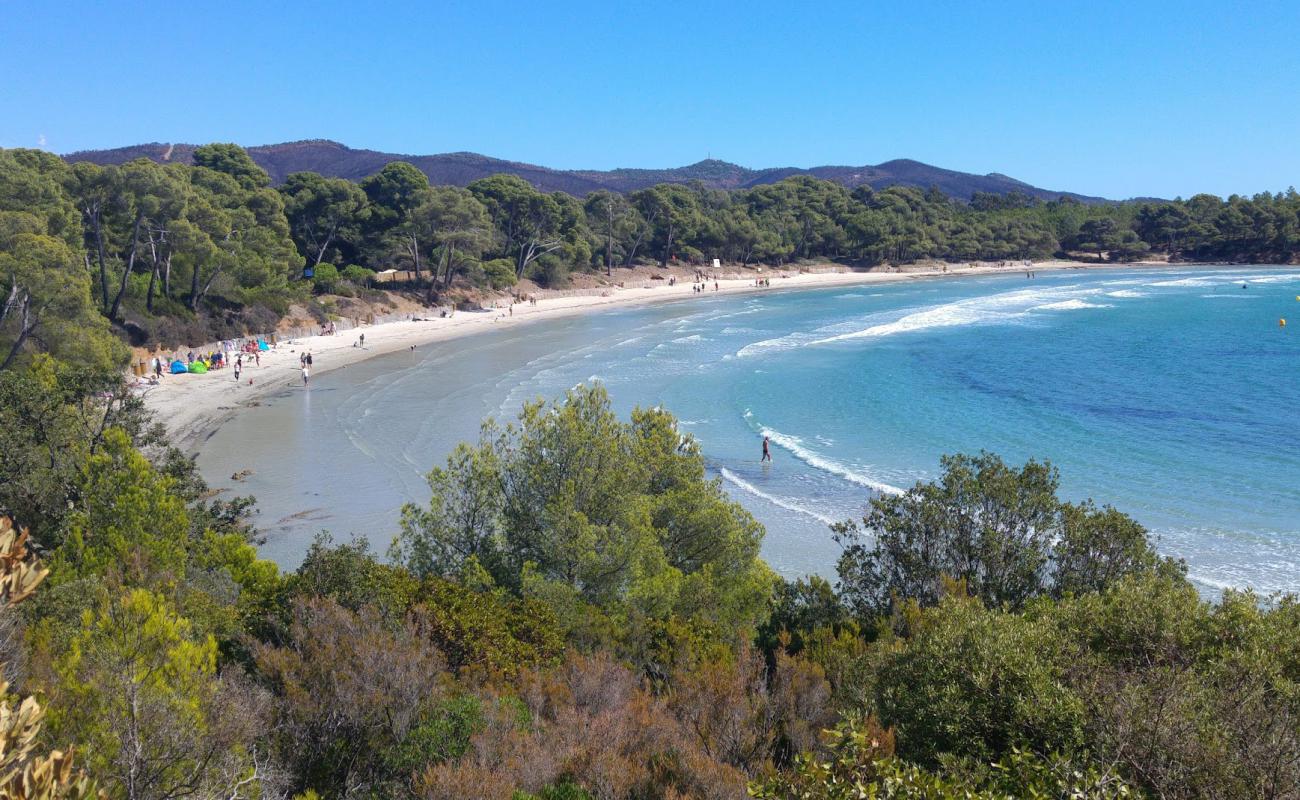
[61, 139, 1110, 203]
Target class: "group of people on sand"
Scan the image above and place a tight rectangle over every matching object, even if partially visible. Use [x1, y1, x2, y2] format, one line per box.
[753, 278, 772, 288]
[692, 281, 720, 294]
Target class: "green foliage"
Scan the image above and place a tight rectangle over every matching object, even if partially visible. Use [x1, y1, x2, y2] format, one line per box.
[834, 452, 1180, 616]
[481, 257, 518, 288]
[280, 171, 367, 267]
[310, 262, 339, 293]
[341, 263, 374, 284]
[192, 143, 271, 190]
[289, 534, 419, 620]
[750, 717, 1136, 799]
[9, 140, 1299, 360]
[416, 576, 565, 677]
[42, 588, 265, 800]
[394, 384, 774, 662]
[383, 695, 485, 776]
[0, 204, 124, 371]
[50, 428, 190, 587]
[872, 592, 1086, 765]
[0, 357, 126, 536]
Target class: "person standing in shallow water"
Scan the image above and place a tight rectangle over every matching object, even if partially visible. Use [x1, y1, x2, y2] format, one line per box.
[302, 364, 310, 386]
[761, 435, 772, 462]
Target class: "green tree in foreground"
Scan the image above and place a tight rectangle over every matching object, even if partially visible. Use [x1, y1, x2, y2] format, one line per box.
[0, 516, 104, 800]
[833, 452, 1184, 616]
[393, 383, 774, 660]
[750, 716, 1135, 799]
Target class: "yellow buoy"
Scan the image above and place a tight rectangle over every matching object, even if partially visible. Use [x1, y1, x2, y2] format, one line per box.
[1282, 319, 1288, 327]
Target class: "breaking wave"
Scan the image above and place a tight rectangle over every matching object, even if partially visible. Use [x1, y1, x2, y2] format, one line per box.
[758, 425, 904, 495]
[719, 468, 840, 525]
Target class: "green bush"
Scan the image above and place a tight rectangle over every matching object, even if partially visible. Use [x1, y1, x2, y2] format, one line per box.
[384, 695, 485, 775]
[482, 258, 518, 289]
[341, 264, 374, 285]
[311, 263, 339, 294]
[525, 255, 568, 288]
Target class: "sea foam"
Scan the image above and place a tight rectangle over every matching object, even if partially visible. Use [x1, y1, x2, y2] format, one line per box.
[719, 468, 841, 525]
[759, 426, 904, 495]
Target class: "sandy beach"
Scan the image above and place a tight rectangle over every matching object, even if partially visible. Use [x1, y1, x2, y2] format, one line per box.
[143, 260, 1114, 450]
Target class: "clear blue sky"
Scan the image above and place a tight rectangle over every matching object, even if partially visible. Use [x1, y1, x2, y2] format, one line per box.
[2, 0, 1297, 199]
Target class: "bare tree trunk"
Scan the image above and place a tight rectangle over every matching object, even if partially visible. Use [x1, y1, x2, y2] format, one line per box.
[313, 220, 340, 267]
[87, 208, 110, 311]
[625, 209, 657, 268]
[661, 221, 676, 267]
[146, 263, 159, 312]
[189, 265, 223, 311]
[0, 289, 32, 371]
[605, 203, 614, 276]
[407, 234, 422, 281]
[189, 258, 202, 310]
[625, 231, 645, 267]
[108, 210, 143, 320]
[145, 233, 160, 312]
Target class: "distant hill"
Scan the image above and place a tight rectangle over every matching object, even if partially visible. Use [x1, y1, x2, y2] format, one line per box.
[62, 139, 1109, 203]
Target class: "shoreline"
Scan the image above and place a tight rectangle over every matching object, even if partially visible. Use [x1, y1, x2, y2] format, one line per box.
[142, 260, 1164, 451]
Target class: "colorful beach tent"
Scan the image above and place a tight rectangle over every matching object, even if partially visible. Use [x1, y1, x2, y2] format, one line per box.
[170, 360, 187, 374]
[257, 339, 270, 351]
[188, 361, 208, 374]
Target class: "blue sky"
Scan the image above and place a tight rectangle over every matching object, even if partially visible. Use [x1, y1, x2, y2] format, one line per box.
[2, 0, 1297, 199]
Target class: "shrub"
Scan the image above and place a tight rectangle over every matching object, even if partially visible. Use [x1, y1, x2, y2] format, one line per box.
[525, 255, 568, 288]
[341, 264, 375, 285]
[481, 259, 517, 289]
[311, 263, 339, 294]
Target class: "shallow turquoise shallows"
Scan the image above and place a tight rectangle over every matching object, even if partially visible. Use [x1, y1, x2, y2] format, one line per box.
[199, 266, 1300, 594]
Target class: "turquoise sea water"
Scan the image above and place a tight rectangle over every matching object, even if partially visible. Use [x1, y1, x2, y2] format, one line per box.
[198, 266, 1300, 594]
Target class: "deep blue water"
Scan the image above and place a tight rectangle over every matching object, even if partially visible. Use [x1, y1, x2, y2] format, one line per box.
[199, 266, 1300, 594]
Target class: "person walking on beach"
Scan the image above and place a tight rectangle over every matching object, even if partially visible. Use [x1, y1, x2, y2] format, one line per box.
[302, 364, 310, 386]
[234, 359, 241, 382]
[254, 351, 260, 367]
[761, 435, 772, 462]
[359, 333, 365, 346]
[306, 351, 313, 367]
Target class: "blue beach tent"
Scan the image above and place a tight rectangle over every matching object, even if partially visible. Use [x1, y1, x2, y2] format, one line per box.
[170, 360, 188, 374]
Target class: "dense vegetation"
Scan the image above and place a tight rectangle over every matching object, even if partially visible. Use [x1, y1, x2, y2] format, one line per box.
[1, 346, 1297, 798]
[2, 142, 1300, 798]
[4, 144, 1300, 356]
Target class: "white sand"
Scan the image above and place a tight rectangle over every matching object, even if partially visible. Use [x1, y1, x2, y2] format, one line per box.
[142, 261, 1103, 450]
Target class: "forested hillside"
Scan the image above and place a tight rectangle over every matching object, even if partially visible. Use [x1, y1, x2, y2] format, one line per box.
[4, 142, 1300, 357]
[64, 139, 1107, 200]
